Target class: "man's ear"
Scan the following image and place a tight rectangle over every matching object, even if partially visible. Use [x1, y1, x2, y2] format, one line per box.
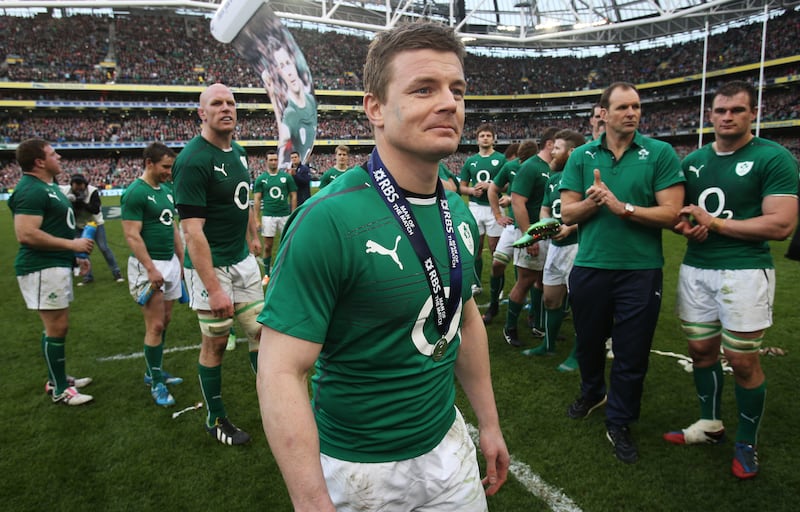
[363, 93, 384, 129]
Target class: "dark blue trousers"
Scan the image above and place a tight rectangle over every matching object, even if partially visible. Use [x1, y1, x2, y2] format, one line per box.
[568, 266, 663, 427]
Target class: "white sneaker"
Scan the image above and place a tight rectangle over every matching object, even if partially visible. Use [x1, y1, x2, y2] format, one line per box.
[52, 386, 93, 406]
[471, 284, 482, 296]
[663, 419, 725, 445]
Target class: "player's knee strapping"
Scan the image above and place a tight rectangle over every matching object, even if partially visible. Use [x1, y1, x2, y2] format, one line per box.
[721, 329, 763, 353]
[492, 250, 511, 266]
[680, 320, 721, 341]
[197, 313, 234, 338]
[235, 300, 264, 351]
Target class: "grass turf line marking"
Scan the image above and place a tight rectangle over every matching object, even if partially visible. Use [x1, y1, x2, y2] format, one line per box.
[97, 342, 202, 361]
[466, 423, 582, 512]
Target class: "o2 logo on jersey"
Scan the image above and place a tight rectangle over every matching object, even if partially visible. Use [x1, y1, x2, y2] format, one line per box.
[269, 186, 284, 200]
[234, 181, 250, 210]
[476, 170, 492, 183]
[551, 198, 563, 219]
[410, 287, 462, 358]
[698, 187, 733, 219]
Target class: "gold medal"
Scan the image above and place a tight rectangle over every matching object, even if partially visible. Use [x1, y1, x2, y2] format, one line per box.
[432, 337, 449, 361]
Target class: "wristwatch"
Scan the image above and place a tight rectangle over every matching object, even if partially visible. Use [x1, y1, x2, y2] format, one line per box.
[623, 203, 635, 217]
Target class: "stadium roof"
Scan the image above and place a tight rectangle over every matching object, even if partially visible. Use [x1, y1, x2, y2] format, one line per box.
[2, 0, 799, 50]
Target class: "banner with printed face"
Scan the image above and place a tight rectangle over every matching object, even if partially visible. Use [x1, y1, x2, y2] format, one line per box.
[211, 0, 317, 169]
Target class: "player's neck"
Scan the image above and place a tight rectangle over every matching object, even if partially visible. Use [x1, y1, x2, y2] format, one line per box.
[713, 133, 753, 154]
[141, 172, 160, 188]
[374, 147, 439, 195]
[201, 127, 234, 151]
[335, 164, 348, 171]
[24, 168, 54, 182]
[478, 147, 494, 157]
[268, 169, 279, 176]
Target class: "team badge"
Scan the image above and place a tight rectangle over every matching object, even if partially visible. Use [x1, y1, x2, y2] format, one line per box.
[458, 222, 474, 256]
[736, 161, 754, 176]
[280, 177, 286, 183]
[638, 148, 650, 160]
[491, 159, 499, 166]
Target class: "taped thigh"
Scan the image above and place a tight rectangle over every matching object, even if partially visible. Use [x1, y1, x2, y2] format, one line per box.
[235, 301, 264, 350]
[197, 312, 234, 338]
[721, 329, 763, 354]
[680, 320, 722, 342]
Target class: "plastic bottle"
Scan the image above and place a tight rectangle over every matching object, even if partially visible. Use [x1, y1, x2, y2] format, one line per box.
[75, 221, 97, 259]
[136, 284, 155, 306]
[178, 280, 190, 304]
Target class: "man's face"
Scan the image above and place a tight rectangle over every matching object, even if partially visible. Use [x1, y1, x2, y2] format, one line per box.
[275, 47, 300, 95]
[549, 139, 572, 172]
[70, 181, 86, 195]
[366, 48, 465, 165]
[267, 154, 279, 172]
[603, 87, 641, 138]
[710, 91, 755, 142]
[290, 153, 301, 167]
[477, 130, 495, 151]
[590, 106, 602, 129]
[42, 145, 62, 177]
[147, 156, 174, 183]
[335, 149, 349, 168]
[199, 84, 237, 135]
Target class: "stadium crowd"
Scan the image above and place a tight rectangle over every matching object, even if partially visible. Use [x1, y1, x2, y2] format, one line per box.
[1, 10, 798, 94]
[1, 9, 798, 192]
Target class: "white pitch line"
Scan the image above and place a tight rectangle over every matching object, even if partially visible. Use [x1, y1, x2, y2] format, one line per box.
[96, 342, 203, 362]
[466, 423, 582, 512]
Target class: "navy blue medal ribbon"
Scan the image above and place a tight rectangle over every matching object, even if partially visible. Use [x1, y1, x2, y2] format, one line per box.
[366, 149, 462, 359]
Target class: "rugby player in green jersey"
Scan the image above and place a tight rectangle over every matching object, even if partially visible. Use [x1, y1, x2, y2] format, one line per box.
[665, 81, 799, 479]
[257, 22, 509, 511]
[11, 139, 94, 406]
[121, 143, 184, 407]
[173, 84, 264, 446]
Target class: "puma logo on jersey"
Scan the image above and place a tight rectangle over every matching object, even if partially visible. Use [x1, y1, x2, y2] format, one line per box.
[585, 150, 596, 159]
[688, 165, 704, 177]
[213, 164, 227, 176]
[366, 235, 403, 270]
[48, 192, 59, 199]
[147, 195, 156, 203]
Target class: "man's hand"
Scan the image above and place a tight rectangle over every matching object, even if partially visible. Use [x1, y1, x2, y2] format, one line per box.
[208, 288, 234, 318]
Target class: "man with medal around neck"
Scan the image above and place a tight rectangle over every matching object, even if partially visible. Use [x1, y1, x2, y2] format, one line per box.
[257, 22, 509, 512]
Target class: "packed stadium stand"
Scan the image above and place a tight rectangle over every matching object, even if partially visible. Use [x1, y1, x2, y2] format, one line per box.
[1, 8, 798, 192]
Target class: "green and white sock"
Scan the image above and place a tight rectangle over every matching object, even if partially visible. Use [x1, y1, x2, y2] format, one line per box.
[693, 360, 724, 420]
[505, 300, 524, 331]
[735, 381, 766, 445]
[198, 363, 226, 428]
[43, 335, 67, 394]
[144, 343, 164, 386]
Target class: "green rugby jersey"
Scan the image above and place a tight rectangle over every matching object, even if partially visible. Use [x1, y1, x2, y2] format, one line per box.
[543, 171, 578, 247]
[511, 154, 550, 227]
[10, 174, 76, 275]
[253, 170, 297, 217]
[461, 150, 506, 206]
[172, 136, 250, 268]
[121, 178, 177, 261]
[682, 137, 799, 269]
[259, 165, 479, 463]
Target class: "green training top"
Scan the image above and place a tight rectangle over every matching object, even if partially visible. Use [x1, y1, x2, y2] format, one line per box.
[559, 131, 685, 270]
